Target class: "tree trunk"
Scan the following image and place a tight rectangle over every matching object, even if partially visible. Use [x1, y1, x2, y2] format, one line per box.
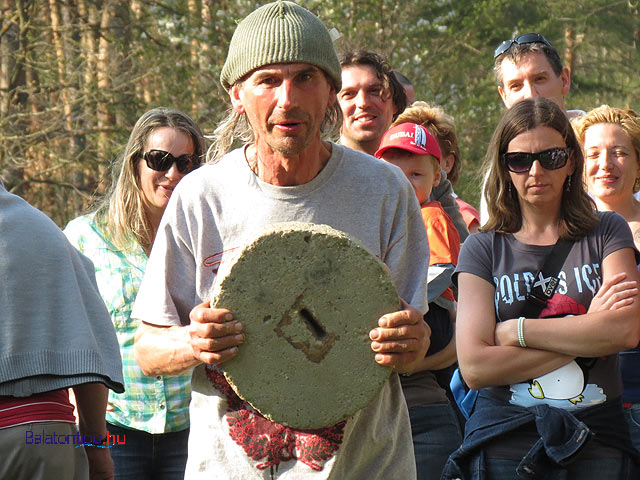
[96, 3, 115, 163]
[0, 0, 17, 118]
[49, 0, 74, 133]
[188, 0, 200, 118]
[0, 0, 27, 194]
[564, 26, 576, 77]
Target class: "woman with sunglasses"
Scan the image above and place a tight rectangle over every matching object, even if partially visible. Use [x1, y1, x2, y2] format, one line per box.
[443, 97, 640, 480]
[574, 106, 640, 454]
[64, 107, 205, 479]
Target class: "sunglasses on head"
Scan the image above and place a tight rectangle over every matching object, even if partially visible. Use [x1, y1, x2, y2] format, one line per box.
[494, 33, 553, 59]
[502, 147, 571, 173]
[143, 150, 194, 174]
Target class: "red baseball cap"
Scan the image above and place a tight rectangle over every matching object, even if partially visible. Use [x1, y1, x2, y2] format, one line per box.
[374, 122, 441, 161]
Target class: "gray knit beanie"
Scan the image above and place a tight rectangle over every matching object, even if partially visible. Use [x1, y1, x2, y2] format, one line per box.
[220, 1, 341, 90]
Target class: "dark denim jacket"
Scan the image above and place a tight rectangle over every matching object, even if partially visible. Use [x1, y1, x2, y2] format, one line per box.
[441, 390, 639, 480]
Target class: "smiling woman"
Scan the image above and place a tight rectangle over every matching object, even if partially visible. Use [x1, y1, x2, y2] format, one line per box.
[574, 107, 640, 242]
[137, 127, 196, 231]
[63, 107, 205, 480]
[574, 106, 640, 455]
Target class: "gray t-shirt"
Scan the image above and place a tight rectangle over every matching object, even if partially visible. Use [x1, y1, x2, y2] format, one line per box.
[457, 212, 632, 409]
[456, 212, 634, 456]
[133, 143, 429, 479]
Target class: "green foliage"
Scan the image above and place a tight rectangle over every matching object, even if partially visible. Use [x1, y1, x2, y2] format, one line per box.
[1, 0, 638, 224]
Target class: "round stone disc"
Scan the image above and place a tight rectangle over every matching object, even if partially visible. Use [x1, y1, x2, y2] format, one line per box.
[211, 222, 400, 429]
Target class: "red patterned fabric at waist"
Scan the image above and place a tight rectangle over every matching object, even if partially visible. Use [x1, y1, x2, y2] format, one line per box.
[0, 389, 75, 429]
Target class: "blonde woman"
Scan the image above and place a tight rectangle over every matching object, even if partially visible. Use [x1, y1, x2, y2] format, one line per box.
[574, 106, 640, 452]
[64, 107, 205, 479]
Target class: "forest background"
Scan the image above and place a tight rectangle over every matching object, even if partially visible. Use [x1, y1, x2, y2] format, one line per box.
[1, 0, 639, 226]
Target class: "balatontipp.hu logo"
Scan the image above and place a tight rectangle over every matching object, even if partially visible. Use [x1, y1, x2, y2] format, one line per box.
[25, 429, 125, 448]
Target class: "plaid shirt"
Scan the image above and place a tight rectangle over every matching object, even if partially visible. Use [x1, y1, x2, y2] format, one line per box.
[64, 214, 191, 433]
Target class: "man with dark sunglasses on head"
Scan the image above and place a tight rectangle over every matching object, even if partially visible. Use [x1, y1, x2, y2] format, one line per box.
[494, 33, 572, 113]
[480, 33, 585, 225]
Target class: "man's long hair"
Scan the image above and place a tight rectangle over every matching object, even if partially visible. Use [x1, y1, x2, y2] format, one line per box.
[207, 76, 341, 164]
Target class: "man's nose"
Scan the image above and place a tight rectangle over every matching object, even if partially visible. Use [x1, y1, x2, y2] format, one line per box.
[521, 82, 537, 99]
[355, 90, 368, 109]
[276, 79, 295, 108]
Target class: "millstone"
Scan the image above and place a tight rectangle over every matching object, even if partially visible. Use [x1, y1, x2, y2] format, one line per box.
[211, 222, 400, 429]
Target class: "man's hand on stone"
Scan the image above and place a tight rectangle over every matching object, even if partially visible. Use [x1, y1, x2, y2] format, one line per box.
[189, 301, 245, 365]
[369, 299, 430, 374]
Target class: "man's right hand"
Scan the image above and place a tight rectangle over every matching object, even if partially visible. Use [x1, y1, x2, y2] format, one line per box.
[188, 301, 245, 365]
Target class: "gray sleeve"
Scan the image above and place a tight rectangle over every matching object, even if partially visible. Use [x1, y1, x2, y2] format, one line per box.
[430, 171, 469, 242]
[132, 192, 197, 327]
[454, 232, 494, 286]
[383, 180, 430, 314]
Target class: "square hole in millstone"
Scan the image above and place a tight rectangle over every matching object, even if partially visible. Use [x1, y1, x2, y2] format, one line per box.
[275, 296, 339, 363]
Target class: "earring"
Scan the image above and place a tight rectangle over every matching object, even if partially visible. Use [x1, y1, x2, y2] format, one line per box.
[508, 182, 512, 193]
[565, 176, 572, 192]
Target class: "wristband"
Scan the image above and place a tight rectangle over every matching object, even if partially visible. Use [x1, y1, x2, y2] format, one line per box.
[517, 316, 527, 348]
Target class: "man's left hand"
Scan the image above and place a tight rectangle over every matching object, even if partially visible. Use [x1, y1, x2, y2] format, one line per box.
[369, 299, 430, 374]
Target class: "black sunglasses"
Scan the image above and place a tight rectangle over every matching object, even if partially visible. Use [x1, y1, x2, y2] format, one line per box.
[494, 33, 553, 59]
[143, 150, 194, 174]
[502, 147, 571, 173]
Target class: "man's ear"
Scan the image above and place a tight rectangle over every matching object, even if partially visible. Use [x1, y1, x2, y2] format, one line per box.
[498, 85, 509, 108]
[229, 84, 245, 113]
[561, 66, 571, 96]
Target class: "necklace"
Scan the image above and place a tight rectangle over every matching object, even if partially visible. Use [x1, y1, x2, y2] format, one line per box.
[245, 145, 260, 176]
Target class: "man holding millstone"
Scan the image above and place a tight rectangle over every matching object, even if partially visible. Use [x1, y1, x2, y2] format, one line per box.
[132, 1, 430, 478]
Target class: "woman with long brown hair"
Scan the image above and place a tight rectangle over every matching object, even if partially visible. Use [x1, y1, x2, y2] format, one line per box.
[444, 97, 640, 479]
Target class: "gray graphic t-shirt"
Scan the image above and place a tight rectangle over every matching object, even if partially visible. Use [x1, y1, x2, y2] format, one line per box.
[456, 212, 634, 410]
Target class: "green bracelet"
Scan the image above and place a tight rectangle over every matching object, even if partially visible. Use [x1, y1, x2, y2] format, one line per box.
[517, 316, 527, 348]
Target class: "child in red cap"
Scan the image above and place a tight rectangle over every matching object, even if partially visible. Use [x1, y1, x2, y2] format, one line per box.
[375, 122, 462, 479]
